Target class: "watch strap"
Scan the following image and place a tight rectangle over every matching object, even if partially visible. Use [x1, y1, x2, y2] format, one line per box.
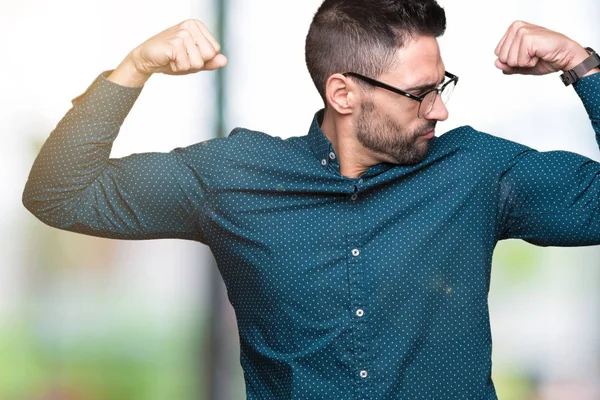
[560, 47, 600, 86]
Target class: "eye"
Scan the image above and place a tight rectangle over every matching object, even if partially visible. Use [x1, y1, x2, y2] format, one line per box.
[416, 89, 434, 97]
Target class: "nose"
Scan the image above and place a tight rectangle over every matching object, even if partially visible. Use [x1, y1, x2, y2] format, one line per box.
[425, 93, 449, 122]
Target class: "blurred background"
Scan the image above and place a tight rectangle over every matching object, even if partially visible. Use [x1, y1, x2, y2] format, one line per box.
[2, 0, 599, 399]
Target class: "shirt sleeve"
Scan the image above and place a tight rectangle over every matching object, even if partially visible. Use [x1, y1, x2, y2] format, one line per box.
[497, 73, 600, 246]
[22, 71, 209, 242]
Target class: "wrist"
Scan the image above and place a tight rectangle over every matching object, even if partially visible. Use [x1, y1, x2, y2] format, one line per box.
[562, 44, 593, 72]
[559, 45, 600, 85]
[107, 52, 152, 87]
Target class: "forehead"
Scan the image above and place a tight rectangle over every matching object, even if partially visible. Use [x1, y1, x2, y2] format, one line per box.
[381, 35, 444, 88]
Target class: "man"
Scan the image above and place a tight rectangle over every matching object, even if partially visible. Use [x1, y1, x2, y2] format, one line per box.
[22, 0, 600, 398]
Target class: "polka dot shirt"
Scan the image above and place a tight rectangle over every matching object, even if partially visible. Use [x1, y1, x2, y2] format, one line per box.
[23, 71, 600, 399]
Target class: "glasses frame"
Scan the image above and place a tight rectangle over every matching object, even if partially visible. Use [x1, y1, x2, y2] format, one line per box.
[342, 71, 459, 118]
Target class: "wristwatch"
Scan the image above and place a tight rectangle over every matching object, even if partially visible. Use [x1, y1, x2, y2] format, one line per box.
[560, 47, 600, 86]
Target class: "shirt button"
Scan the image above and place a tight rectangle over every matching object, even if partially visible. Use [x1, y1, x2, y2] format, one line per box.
[329, 152, 336, 160]
[321, 159, 327, 166]
[358, 179, 364, 184]
[351, 249, 360, 257]
[350, 194, 358, 201]
[356, 309, 365, 317]
[360, 370, 368, 379]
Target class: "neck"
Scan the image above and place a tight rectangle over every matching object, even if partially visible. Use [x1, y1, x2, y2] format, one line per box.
[320, 108, 385, 179]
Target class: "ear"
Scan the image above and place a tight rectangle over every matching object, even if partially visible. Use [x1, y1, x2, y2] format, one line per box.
[324, 73, 356, 115]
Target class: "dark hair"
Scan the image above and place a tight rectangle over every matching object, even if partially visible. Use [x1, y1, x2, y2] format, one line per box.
[305, 0, 446, 103]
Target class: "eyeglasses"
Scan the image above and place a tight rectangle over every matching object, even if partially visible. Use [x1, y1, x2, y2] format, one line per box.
[342, 71, 459, 119]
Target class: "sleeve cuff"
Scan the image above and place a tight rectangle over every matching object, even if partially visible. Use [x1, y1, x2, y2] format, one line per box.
[573, 72, 600, 120]
[71, 70, 144, 123]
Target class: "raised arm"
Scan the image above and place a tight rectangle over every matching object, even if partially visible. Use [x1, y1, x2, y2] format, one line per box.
[22, 19, 227, 241]
[494, 22, 600, 245]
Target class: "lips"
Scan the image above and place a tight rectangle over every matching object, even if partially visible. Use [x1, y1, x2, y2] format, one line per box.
[420, 129, 435, 139]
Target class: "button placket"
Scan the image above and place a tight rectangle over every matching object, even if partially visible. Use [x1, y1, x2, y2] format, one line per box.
[349, 184, 360, 202]
[344, 192, 370, 395]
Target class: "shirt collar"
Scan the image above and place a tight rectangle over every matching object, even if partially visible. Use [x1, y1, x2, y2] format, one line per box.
[306, 109, 393, 178]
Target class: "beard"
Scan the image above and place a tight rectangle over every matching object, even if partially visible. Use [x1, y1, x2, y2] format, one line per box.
[356, 100, 436, 165]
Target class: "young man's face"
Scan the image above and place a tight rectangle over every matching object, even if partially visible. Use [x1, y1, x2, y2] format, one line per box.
[354, 35, 449, 165]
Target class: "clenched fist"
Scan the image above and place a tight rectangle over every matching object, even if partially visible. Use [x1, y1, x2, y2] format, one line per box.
[494, 21, 590, 76]
[109, 19, 227, 87]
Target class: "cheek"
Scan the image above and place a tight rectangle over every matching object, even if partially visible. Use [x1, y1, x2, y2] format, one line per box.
[386, 107, 421, 132]
[378, 97, 419, 127]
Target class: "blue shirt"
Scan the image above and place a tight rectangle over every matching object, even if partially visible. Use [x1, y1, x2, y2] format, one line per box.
[23, 71, 600, 399]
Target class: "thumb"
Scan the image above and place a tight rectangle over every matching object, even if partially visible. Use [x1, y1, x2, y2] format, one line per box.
[203, 53, 228, 71]
[495, 58, 544, 75]
[495, 59, 517, 75]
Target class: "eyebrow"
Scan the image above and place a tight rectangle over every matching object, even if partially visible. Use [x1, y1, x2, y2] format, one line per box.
[405, 76, 446, 93]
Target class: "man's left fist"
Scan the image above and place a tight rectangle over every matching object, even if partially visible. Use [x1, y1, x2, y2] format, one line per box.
[494, 21, 590, 76]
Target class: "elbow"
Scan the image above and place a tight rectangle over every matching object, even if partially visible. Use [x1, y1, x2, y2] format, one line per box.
[22, 189, 51, 226]
[22, 182, 38, 217]
[21, 183, 76, 229]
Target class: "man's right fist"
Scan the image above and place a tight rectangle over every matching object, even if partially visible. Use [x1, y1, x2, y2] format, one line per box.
[109, 19, 227, 87]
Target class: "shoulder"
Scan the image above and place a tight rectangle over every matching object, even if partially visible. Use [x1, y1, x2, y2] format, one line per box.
[170, 127, 312, 174]
[224, 127, 311, 160]
[436, 125, 533, 160]
[173, 127, 291, 158]
[217, 127, 306, 150]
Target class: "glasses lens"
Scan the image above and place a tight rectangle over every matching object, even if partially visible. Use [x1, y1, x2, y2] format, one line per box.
[418, 91, 437, 118]
[441, 80, 456, 104]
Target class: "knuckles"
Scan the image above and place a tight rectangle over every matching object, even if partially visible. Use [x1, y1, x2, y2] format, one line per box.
[510, 20, 528, 30]
[175, 28, 193, 39]
[515, 25, 532, 38]
[170, 36, 185, 48]
[179, 19, 199, 30]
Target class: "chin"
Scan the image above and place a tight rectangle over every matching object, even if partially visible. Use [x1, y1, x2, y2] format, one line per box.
[388, 144, 430, 165]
